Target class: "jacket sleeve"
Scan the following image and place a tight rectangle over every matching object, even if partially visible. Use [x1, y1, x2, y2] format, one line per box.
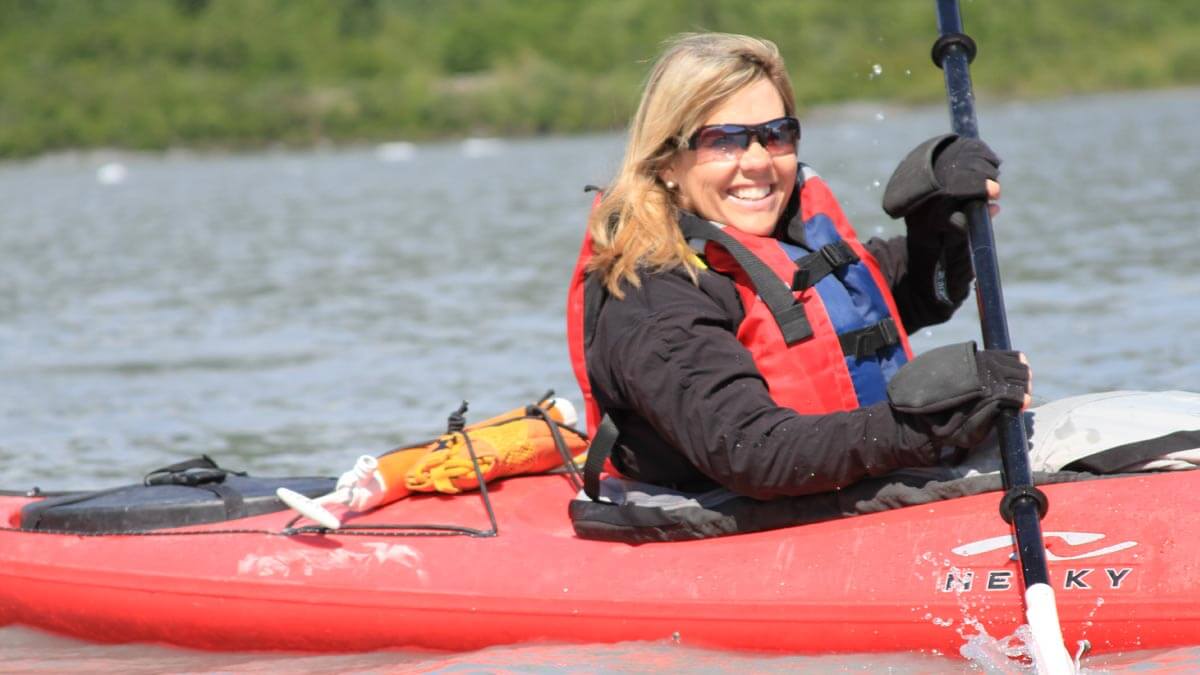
[587, 270, 939, 500]
[864, 233, 973, 332]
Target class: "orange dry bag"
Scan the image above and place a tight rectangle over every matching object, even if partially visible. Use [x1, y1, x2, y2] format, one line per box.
[362, 396, 587, 505]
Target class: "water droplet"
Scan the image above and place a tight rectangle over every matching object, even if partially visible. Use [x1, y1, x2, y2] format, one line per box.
[869, 63, 883, 79]
[874, 112, 886, 122]
[872, 179, 881, 188]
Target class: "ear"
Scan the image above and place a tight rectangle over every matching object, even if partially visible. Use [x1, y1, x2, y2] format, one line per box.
[659, 168, 677, 187]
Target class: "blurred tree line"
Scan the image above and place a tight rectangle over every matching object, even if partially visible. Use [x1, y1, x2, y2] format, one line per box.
[2, 0, 1198, 157]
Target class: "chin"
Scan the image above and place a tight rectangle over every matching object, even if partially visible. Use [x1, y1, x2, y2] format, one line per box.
[716, 194, 786, 237]
[724, 212, 781, 237]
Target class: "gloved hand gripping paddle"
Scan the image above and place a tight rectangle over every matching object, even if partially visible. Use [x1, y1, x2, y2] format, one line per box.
[887, 341, 1029, 449]
[883, 133, 1001, 233]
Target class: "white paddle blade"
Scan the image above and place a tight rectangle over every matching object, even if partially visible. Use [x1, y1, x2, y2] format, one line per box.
[1024, 583, 1076, 675]
[276, 487, 343, 530]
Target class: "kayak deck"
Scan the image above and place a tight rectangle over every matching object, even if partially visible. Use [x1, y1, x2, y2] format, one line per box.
[1, 470, 1198, 655]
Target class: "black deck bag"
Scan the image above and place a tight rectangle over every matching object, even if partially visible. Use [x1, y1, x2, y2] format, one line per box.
[19, 455, 335, 533]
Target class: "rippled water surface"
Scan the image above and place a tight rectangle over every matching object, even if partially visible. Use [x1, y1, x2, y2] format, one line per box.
[3, 88, 1200, 672]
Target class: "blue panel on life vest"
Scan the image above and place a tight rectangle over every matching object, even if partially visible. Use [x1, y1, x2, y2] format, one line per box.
[777, 214, 908, 406]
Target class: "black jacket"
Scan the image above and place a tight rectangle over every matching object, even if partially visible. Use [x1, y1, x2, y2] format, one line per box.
[584, 224, 973, 500]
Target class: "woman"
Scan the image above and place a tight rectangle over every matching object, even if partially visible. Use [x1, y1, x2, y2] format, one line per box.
[566, 33, 1031, 540]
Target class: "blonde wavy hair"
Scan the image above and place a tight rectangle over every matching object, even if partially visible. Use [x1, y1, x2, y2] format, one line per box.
[588, 33, 797, 298]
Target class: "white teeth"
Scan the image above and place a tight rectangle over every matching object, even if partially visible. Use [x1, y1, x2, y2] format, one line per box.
[730, 185, 771, 200]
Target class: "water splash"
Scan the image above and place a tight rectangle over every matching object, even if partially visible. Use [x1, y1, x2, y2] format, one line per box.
[960, 623, 1037, 673]
[917, 551, 1089, 673]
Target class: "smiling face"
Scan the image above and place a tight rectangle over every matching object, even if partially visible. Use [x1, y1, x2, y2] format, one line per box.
[663, 78, 797, 237]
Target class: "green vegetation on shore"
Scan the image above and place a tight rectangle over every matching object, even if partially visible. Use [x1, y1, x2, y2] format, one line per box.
[2, 0, 1199, 158]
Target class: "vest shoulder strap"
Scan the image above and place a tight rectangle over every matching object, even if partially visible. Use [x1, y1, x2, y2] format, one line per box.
[678, 212, 814, 345]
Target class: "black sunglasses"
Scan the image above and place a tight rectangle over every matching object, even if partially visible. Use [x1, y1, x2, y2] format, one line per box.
[686, 116, 801, 160]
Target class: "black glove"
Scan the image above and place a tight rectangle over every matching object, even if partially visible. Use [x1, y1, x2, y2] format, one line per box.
[882, 134, 1001, 232]
[887, 341, 1029, 449]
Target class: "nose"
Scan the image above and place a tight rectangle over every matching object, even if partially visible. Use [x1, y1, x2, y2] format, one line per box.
[739, 140, 772, 171]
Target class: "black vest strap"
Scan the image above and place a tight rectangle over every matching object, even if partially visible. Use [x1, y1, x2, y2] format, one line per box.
[678, 212, 813, 345]
[791, 241, 859, 291]
[583, 414, 620, 501]
[838, 317, 902, 359]
[1062, 429, 1200, 474]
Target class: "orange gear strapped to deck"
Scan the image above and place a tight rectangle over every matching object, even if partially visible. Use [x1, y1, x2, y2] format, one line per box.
[370, 398, 587, 503]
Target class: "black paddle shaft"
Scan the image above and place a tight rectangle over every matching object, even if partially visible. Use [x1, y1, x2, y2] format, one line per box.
[932, 0, 1051, 589]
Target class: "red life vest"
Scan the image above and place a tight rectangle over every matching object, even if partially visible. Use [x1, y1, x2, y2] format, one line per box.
[566, 166, 912, 432]
[566, 191, 606, 432]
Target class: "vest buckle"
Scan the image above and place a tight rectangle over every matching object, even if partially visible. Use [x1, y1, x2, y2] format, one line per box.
[839, 318, 902, 359]
[790, 241, 859, 292]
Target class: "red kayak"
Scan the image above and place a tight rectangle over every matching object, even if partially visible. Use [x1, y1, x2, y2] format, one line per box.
[1, 469, 1198, 655]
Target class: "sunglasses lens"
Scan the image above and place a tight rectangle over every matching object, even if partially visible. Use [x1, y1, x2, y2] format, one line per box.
[695, 127, 750, 161]
[689, 118, 799, 163]
[762, 119, 800, 154]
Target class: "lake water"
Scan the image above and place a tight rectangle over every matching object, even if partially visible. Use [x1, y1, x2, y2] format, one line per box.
[2, 88, 1199, 672]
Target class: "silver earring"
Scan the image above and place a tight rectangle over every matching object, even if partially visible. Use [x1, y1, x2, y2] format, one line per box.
[665, 180, 676, 190]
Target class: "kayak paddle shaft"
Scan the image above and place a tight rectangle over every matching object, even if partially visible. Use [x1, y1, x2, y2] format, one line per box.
[932, 0, 1050, 591]
[931, 5, 1077, 672]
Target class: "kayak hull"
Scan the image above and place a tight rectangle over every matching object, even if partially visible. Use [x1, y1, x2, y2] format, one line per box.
[2, 471, 1198, 654]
